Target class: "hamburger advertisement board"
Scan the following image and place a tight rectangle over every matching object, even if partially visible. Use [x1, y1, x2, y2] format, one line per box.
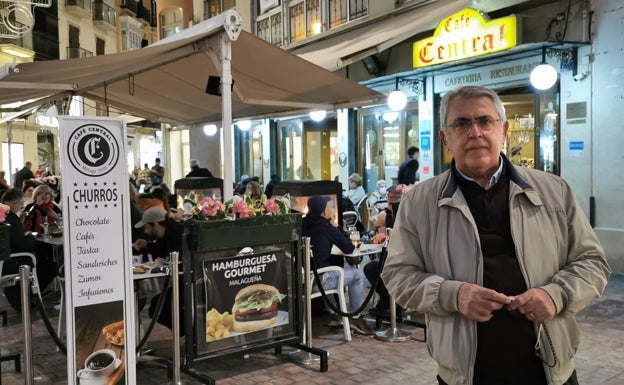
[196, 247, 293, 355]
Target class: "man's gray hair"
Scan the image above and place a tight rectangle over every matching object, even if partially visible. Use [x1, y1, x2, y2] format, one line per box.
[440, 86, 507, 131]
[190, 159, 200, 167]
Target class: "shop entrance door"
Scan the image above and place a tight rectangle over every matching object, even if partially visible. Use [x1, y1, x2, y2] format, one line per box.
[500, 89, 560, 174]
[278, 118, 337, 181]
[359, 105, 419, 192]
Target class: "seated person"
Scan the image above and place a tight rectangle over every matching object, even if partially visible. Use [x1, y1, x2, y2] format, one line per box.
[366, 180, 387, 207]
[133, 206, 185, 335]
[364, 185, 402, 317]
[345, 173, 366, 206]
[302, 195, 374, 335]
[23, 184, 61, 234]
[1, 188, 57, 309]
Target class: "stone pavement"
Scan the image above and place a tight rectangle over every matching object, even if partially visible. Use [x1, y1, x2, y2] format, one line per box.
[1, 274, 623, 385]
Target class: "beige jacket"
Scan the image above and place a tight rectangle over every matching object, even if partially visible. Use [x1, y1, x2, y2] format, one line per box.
[382, 156, 610, 385]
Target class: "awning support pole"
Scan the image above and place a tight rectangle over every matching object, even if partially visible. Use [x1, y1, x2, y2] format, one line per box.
[221, 32, 234, 202]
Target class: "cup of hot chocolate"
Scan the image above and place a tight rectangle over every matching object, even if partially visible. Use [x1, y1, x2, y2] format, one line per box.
[77, 349, 121, 385]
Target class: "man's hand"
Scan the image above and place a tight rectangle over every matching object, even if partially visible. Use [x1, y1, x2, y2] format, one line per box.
[372, 233, 386, 244]
[458, 283, 512, 322]
[133, 239, 148, 251]
[507, 288, 557, 323]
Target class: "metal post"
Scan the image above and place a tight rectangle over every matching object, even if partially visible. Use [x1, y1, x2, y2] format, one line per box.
[303, 237, 313, 347]
[7, 121, 13, 186]
[19, 265, 34, 385]
[289, 237, 321, 364]
[170, 251, 182, 385]
[375, 228, 411, 342]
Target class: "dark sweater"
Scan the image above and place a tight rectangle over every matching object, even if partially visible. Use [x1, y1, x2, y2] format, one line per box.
[454, 165, 546, 385]
[302, 215, 354, 269]
[6, 211, 36, 253]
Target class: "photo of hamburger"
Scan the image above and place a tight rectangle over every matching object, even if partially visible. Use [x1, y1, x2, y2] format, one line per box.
[231, 284, 286, 332]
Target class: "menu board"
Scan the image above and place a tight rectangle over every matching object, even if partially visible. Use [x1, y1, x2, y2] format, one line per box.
[59, 117, 135, 385]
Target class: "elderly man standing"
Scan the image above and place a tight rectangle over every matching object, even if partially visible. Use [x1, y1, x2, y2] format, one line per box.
[382, 86, 610, 385]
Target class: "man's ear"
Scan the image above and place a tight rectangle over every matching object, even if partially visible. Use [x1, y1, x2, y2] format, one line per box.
[439, 130, 449, 149]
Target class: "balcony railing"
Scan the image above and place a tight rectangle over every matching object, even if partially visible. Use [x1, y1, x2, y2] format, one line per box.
[67, 46, 94, 58]
[66, 0, 93, 13]
[120, 0, 138, 15]
[93, 2, 116, 27]
[0, 21, 25, 44]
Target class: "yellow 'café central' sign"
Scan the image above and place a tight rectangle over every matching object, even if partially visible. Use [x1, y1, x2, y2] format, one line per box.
[413, 8, 517, 68]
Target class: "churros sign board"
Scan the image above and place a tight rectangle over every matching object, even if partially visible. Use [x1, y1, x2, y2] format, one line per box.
[59, 117, 135, 385]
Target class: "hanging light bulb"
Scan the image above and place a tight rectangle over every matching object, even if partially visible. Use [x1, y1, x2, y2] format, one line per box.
[203, 124, 217, 136]
[530, 48, 558, 90]
[530, 64, 558, 90]
[309, 110, 327, 122]
[387, 78, 407, 111]
[387, 90, 407, 111]
[237, 120, 252, 131]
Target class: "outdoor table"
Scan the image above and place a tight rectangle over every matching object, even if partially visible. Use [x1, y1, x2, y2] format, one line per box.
[330, 243, 384, 258]
[35, 233, 64, 263]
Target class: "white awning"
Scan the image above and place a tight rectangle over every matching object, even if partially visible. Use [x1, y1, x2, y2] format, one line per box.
[290, 0, 471, 71]
[0, 12, 383, 126]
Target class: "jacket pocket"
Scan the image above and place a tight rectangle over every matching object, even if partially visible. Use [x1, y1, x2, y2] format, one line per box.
[539, 317, 579, 367]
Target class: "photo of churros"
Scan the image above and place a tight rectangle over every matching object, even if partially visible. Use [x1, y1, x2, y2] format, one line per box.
[102, 320, 125, 346]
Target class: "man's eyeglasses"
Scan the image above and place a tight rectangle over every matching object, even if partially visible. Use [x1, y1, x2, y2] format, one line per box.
[444, 116, 502, 133]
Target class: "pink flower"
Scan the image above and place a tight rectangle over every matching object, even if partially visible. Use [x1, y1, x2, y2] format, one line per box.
[231, 200, 249, 217]
[265, 199, 280, 213]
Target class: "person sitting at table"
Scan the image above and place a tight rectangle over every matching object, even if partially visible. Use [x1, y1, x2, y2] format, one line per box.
[22, 179, 38, 206]
[302, 195, 374, 335]
[1, 188, 57, 310]
[134, 192, 165, 213]
[364, 185, 403, 318]
[22, 184, 61, 234]
[133, 206, 186, 335]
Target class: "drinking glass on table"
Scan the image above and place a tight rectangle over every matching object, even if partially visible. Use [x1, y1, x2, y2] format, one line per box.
[349, 226, 361, 249]
[41, 216, 50, 238]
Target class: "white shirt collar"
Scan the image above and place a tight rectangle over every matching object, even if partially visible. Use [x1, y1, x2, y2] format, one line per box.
[455, 156, 504, 189]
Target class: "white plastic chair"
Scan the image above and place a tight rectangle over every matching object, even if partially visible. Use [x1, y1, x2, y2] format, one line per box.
[3, 252, 42, 302]
[310, 265, 352, 342]
[342, 211, 358, 232]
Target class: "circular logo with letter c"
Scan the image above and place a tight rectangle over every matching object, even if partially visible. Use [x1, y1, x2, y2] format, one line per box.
[68, 124, 119, 177]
